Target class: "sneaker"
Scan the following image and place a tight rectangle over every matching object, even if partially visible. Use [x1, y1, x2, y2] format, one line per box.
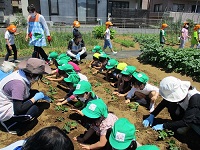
[0, 121, 18, 134]
[14, 60, 20, 63]
[112, 51, 117, 55]
[149, 103, 155, 113]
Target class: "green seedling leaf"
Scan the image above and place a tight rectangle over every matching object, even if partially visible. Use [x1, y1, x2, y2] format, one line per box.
[167, 140, 180, 150]
[128, 102, 139, 111]
[94, 82, 102, 87]
[63, 124, 71, 133]
[56, 116, 64, 122]
[70, 121, 78, 128]
[55, 105, 61, 111]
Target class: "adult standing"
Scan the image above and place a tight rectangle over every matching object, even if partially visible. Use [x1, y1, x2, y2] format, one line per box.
[143, 76, 200, 135]
[0, 58, 51, 134]
[25, 4, 52, 63]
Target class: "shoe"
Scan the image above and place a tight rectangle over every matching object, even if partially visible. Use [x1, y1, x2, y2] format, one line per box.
[112, 51, 117, 54]
[14, 60, 20, 63]
[149, 103, 155, 113]
[0, 121, 18, 134]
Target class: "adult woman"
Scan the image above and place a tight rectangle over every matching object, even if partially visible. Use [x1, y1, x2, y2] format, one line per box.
[143, 76, 200, 135]
[0, 58, 51, 134]
[2, 126, 74, 150]
[26, 4, 51, 63]
[67, 32, 87, 63]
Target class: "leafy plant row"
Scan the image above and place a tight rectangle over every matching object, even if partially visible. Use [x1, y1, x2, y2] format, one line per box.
[135, 34, 200, 81]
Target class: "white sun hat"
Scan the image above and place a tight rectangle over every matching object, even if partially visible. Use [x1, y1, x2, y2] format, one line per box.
[159, 76, 191, 102]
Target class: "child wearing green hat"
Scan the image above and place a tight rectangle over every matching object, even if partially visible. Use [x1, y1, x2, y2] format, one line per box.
[72, 98, 118, 149]
[108, 118, 137, 150]
[125, 72, 159, 113]
[92, 45, 104, 53]
[45, 63, 74, 82]
[105, 58, 119, 81]
[113, 65, 136, 97]
[56, 73, 80, 106]
[47, 51, 58, 65]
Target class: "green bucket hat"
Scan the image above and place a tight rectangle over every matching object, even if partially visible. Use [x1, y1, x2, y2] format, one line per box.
[64, 74, 80, 87]
[133, 72, 149, 83]
[73, 80, 94, 96]
[121, 65, 137, 75]
[57, 59, 69, 66]
[99, 53, 110, 59]
[105, 59, 119, 70]
[92, 45, 103, 53]
[82, 98, 108, 118]
[48, 52, 58, 60]
[109, 118, 136, 149]
[58, 64, 74, 72]
[56, 53, 71, 62]
[136, 145, 160, 150]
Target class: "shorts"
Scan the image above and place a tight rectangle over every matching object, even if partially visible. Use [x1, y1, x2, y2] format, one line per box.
[104, 39, 112, 49]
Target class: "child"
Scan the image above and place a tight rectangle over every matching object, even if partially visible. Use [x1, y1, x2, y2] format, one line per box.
[191, 24, 200, 48]
[89, 53, 101, 74]
[47, 51, 58, 65]
[103, 21, 117, 54]
[108, 118, 137, 150]
[5, 24, 21, 63]
[92, 45, 104, 53]
[72, 20, 81, 37]
[113, 65, 136, 97]
[126, 72, 159, 113]
[45, 63, 74, 82]
[56, 73, 80, 106]
[179, 22, 190, 48]
[105, 58, 119, 81]
[72, 99, 118, 149]
[160, 23, 168, 47]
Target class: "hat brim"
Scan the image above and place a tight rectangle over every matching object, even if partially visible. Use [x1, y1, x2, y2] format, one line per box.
[18, 60, 51, 74]
[109, 132, 132, 149]
[64, 78, 72, 83]
[92, 49, 96, 52]
[82, 107, 100, 118]
[105, 65, 114, 70]
[121, 71, 129, 75]
[159, 81, 190, 102]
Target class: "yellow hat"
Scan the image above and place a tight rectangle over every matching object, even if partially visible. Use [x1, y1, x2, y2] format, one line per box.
[116, 62, 127, 71]
[93, 53, 101, 59]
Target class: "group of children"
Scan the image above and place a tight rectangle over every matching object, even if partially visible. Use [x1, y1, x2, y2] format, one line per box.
[160, 22, 200, 49]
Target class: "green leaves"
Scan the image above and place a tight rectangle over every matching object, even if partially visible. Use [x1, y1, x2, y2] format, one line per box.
[63, 121, 78, 133]
[55, 105, 68, 112]
[127, 102, 139, 111]
[92, 25, 116, 39]
[167, 140, 180, 150]
[158, 130, 174, 140]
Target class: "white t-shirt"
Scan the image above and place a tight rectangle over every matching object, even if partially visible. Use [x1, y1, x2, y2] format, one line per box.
[5, 30, 15, 45]
[77, 72, 88, 81]
[105, 28, 110, 39]
[136, 83, 159, 95]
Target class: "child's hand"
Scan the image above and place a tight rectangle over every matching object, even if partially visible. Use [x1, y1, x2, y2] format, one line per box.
[117, 93, 125, 97]
[55, 98, 64, 102]
[113, 91, 119, 95]
[80, 144, 90, 150]
[56, 102, 63, 106]
[73, 136, 85, 143]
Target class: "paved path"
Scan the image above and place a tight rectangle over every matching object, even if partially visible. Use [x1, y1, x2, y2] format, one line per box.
[0, 50, 141, 65]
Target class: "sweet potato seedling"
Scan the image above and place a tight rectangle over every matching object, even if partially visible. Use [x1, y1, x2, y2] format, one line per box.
[55, 105, 68, 112]
[63, 121, 78, 133]
[167, 140, 180, 150]
[158, 130, 174, 140]
[127, 102, 139, 111]
[104, 87, 111, 94]
[55, 116, 65, 122]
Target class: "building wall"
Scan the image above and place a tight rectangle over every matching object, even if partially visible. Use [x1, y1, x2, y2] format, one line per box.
[4, 0, 13, 15]
[97, 0, 107, 23]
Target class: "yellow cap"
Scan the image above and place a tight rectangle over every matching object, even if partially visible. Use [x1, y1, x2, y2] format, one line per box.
[116, 62, 127, 71]
[93, 53, 101, 59]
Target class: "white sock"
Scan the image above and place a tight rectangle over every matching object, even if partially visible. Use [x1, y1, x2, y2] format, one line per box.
[149, 103, 155, 112]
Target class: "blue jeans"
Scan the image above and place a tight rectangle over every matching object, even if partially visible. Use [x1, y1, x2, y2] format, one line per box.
[103, 39, 112, 49]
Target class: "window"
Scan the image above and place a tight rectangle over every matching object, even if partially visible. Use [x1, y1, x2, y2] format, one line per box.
[108, 1, 129, 14]
[192, 5, 200, 13]
[49, 0, 59, 15]
[172, 4, 185, 12]
[154, 4, 163, 12]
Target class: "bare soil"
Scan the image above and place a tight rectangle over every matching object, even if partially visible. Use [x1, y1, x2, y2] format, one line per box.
[0, 39, 199, 150]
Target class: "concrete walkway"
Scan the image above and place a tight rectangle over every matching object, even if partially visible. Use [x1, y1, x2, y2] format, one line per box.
[0, 50, 141, 65]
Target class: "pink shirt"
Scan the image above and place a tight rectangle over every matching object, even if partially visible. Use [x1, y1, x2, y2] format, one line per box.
[181, 28, 188, 40]
[68, 61, 81, 72]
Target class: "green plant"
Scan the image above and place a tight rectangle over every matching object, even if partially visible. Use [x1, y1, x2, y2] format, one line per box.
[94, 81, 102, 87]
[114, 38, 135, 47]
[55, 105, 68, 112]
[63, 121, 78, 133]
[47, 85, 57, 95]
[13, 13, 27, 28]
[55, 116, 65, 122]
[41, 77, 51, 85]
[158, 130, 174, 140]
[111, 95, 118, 101]
[127, 102, 139, 111]
[104, 88, 111, 94]
[167, 140, 180, 150]
[92, 25, 116, 39]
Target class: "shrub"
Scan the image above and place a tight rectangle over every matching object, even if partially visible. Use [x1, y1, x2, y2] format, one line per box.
[92, 25, 116, 39]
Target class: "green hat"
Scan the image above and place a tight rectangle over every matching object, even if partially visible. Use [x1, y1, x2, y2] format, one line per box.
[121, 66, 137, 75]
[99, 53, 110, 59]
[73, 80, 93, 95]
[133, 72, 149, 83]
[48, 52, 58, 60]
[105, 59, 119, 70]
[58, 64, 74, 72]
[92, 45, 103, 53]
[136, 145, 160, 150]
[57, 59, 69, 66]
[109, 118, 136, 149]
[64, 74, 80, 87]
[82, 98, 108, 118]
[56, 53, 71, 62]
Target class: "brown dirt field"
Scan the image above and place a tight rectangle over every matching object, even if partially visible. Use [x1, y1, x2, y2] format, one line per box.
[0, 57, 200, 150]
